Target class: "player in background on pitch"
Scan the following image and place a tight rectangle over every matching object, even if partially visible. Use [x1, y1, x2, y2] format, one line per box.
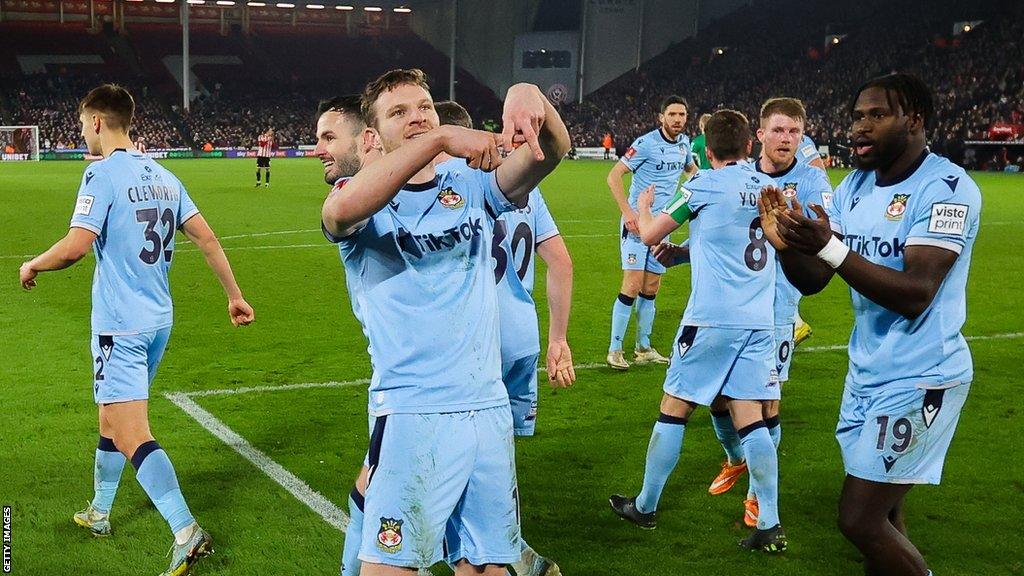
[18, 84, 254, 576]
[609, 109, 787, 553]
[698, 98, 833, 526]
[435, 99, 573, 576]
[789, 129, 827, 346]
[322, 69, 571, 576]
[310, 94, 386, 576]
[255, 128, 274, 187]
[605, 95, 698, 371]
[690, 113, 712, 170]
[759, 72, 979, 576]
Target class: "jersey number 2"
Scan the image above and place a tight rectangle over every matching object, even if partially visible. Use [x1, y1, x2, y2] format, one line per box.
[136, 208, 176, 264]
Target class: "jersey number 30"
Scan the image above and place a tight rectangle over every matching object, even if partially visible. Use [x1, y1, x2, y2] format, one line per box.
[492, 220, 533, 283]
[136, 208, 176, 264]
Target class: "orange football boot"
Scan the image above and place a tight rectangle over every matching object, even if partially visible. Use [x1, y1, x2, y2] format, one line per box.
[743, 497, 759, 528]
[708, 460, 747, 495]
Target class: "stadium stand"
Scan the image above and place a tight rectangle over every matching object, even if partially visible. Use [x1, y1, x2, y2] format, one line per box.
[0, 0, 1020, 170]
[560, 0, 1023, 170]
[0, 21, 500, 150]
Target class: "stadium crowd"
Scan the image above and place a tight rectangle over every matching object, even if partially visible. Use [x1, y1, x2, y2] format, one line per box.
[181, 82, 319, 149]
[560, 0, 1024, 170]
[3, 74, 184, 149]
[1, 0, 1020, 169]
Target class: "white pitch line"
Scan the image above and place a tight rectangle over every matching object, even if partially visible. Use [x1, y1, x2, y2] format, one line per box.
[185, 378, 369, 397]
[163, 332, 1021, 542]
[799, 331, 1024, 353]
[175, 334, 1021, 398]
[4, 219, 1016, 260]
[177, 242, 327, 254]
[201, 228, 321, 242]
[164, 391, 350, 530]
[183, 364, 608, 398]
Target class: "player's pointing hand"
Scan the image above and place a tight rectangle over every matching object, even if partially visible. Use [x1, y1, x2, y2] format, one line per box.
[637, 184, 656, 213]
[501, 83, 548, 161]
[439, 126, 504, 172]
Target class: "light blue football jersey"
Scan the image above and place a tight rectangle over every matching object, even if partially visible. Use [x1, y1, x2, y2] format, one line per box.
[825, 151, 981, 394]
[69, 149, 199, 334]
[492, 189, 559, 362]
[663, 162, 777, 329]
[328, 167, 517, 417]
[621, 128, 693, 212]
[435, 160, 560, 362]
[798, 135, 822, 166]
[756, 159, 833, 325]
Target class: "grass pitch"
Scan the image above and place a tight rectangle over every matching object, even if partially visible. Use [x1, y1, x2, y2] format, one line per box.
[0, 158, 1021, 575]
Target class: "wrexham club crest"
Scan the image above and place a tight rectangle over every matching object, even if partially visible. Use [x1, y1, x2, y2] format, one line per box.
[885, 193, 911, 221]
[782, 182, 798, 198]
[377, 517, 403, 553]
[437, 187, 465, 209]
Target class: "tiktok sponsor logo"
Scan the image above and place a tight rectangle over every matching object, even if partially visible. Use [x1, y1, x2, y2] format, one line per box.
[396, 217, 485, 257]
[842, 234, 906, 259]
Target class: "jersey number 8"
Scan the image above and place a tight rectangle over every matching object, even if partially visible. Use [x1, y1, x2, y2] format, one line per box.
[744, 216, 769, 271]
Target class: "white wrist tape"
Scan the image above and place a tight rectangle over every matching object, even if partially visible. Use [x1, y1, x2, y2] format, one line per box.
[816, 235, 850, 269]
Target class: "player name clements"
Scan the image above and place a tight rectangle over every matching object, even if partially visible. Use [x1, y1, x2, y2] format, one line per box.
[126, 184, 179, 203]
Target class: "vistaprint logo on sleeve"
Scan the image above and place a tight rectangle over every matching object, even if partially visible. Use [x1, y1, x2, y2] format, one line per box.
[928, 203, 969, 236]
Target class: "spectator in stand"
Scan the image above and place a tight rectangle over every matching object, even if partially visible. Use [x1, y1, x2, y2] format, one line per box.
[1, 0, 1019, 158]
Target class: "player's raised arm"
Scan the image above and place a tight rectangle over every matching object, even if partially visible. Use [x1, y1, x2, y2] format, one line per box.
[683, 157, 699, 179]
[180, 214, 254, 326]
[322, 125, 501, 237]
[18, 227, 97, 290]
[775, 197, 961, 319]
[536, 234, 574, 387]
[494, 83, 571, 205]
[636, 184, 683, 246]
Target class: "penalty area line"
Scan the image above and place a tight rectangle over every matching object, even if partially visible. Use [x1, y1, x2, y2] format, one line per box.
[164, 391, 349, 531]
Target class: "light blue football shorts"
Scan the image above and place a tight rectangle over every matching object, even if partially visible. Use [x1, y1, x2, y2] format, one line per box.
[359, 406, 521, 568]
[503, 353, 540, 437]
[836, 382, 970, 485]
[663, 325, 780, 405]
[91, 327, 171, 404]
